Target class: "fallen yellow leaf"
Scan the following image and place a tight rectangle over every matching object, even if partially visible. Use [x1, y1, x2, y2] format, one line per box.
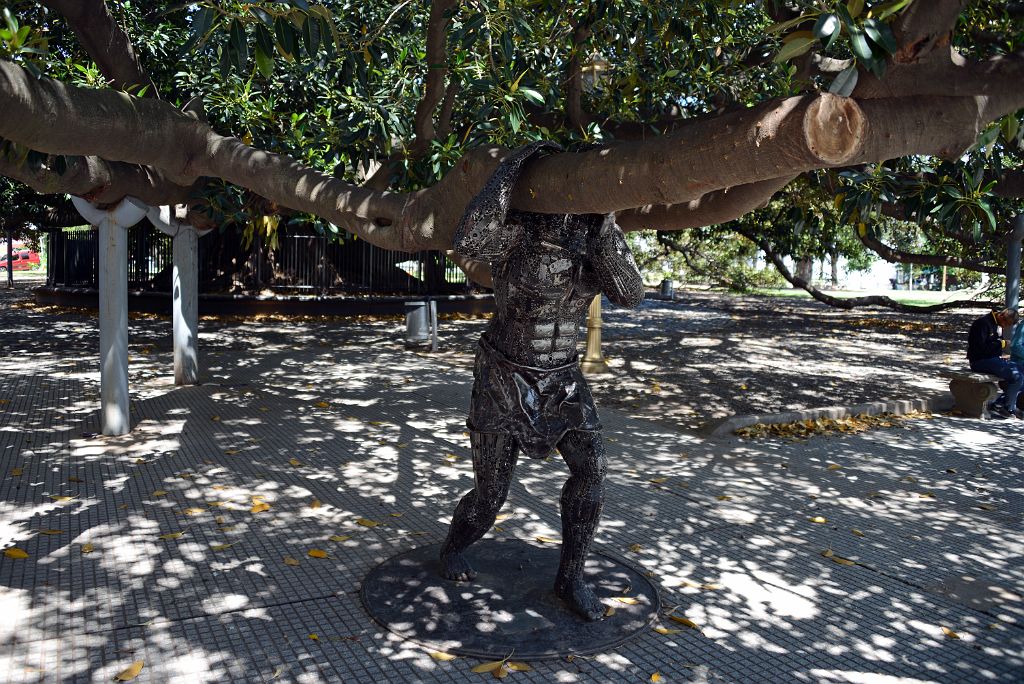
[444, 453, 459, 462]
[536, 536, 560, 544]
[329, 535, 351, 542]
[495, 514, 510, 521]
[356, 518, 380, 527]
[830, 555, 856, 566]
[650, 673, 663, 683]
[506, 662, 531, 672]
[977, 503, 996, 511]
[653, 626, 683, 635]
[308, 633, 319, 641]
[851, 529, 865, 537]
[494, 664, 510, 679]
[389, 512, 403, 517]
[307, 549, 329, 558]
[919, 492, 935, 498]
[151, 490, 167, 497]
[211, 543, 235, 551]
[822, 549, 834, 558]
[628, 543, 642, 552]
[471, 661, 506, 674]
[251, 502, 271, 513]
[668, 615, 699, 629]
[284, 556, 300, 566]
[604, 605, 616, 617]
[429, 651, 457, 661]
[649, 477, 668, 484]
[941, 626, 960, 639]
[827, 464, 842, 471]
[614, 596, 639, 605]
[315, 401, 330, 408]
[37, 529, 63, 535]
[159, 532, 185, 540]
[48, 496, 75, 502]
[716, 495, 732, 501]
[211, 415, 221, 422]
[224, 449, 240, 455]
[183, 507, 206, 516]
[211, 485, 228, 491]
[68, 476, 84, 483]
[809, 516, 828, 524]
[81, 543, 95, 554]
[309, 499, 322, 509]
[4, 547, 28, 559]
[134, 458, 147, 464]
[701, 583, 722, 591]
[289, 458, 302, 467]
[10, 467, 23, 476]
[114, 660, 144, 681]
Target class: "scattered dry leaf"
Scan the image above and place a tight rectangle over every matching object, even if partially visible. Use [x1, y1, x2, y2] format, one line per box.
[224, 449, 240, 455]
[650, 673, 663, 683]
[716, 495, 732, 501]
[307, 549, 329, 559]
[827, 464, 842, 471]
[114, 660, 144, 681]
[444, 453, 459, 462]
[211, 415, 221, 422]
[308, 633, 319, 641]
[389, 512, 403, 517]
[941, 626, 960, 639]
[251, 502, 271, 513]
[37, 529, 63, 535]
[506, 663, 531, 672]
[211, 543, 235, 551]
[283, 556, 300, 566]
[628, 543, 642, 552]
[159, 532, 185, 541]
[4, 547, 28, 559]
[429, 651, 457, 661]
[10, 467, 22, 476]
[356, 518, 380, 528]
[536, 536, 560, 544]
[919, 492, 935, 499]
[81, 543, 95, 554]
[668, 615, 699, 629]
[614, 596, 639, 605]
[315, 401, 330, 408]
[977, 503, 996, 511]
[851, 529, 865, 537]
[472, 661, 506, 674]
[649, 477, 668, 484]
[289, 458, 302, 467]
[604, 605, 616, 617]
[329, 535, 351, 542]
[151, 490, 167, 497]
[654, 626, 683, 635]
[309, 499, 322, 509]
[809, 516, 828, 524]
[48, 496, 75, 502]
[183, 507, 206, 516]
[68, 476, 84, 483]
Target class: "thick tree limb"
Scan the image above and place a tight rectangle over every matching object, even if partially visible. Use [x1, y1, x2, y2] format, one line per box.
[893, 0, 969, 64]
[409, 0, 459, 158]
[856, 227, 1002, 274]
[854, 50, 1024, 98]
[994, 169, 1024, 199]
[39, 0, 157, 96]
[737, 225, 996, 313]
[566, 20, 593, 130]
[0, 150, 195, 205]
[616, 176, 795, 232]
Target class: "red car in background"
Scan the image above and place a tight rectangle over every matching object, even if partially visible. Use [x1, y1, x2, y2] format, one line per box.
[0, 249, 41, 271]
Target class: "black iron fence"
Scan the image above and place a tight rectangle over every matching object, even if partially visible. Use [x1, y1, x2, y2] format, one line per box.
[47, 225, 470, 295]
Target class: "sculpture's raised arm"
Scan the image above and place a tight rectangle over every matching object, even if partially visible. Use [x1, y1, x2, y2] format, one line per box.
[585, 214, 645, 309]
[453, 141, 561, 262]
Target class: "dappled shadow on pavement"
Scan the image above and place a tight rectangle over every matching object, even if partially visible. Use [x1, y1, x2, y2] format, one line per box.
[0, 287, 1021, 682]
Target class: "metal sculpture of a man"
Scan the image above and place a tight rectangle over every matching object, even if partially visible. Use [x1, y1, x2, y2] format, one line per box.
[439, 142, 644, 620]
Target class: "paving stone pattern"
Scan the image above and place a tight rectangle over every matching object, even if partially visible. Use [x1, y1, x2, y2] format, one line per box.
[0, 290, 1021, 682]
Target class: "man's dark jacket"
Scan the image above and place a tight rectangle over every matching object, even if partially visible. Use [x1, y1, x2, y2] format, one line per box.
[967, 312, 1003, 361]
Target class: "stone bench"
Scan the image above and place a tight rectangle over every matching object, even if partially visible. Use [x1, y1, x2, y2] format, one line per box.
[939, 370, 1002, 418]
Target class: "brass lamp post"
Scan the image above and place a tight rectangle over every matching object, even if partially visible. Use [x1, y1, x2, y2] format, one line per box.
[580, 295, 610, 375]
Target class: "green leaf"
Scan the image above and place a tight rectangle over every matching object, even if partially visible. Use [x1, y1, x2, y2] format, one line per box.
[847, 0, 865, 19]
[255, 46, 274, 78]
[773, 36, 817, 63]
[813, 14, 842, 48]
[663, 69, 679, 79]
[766, 13, 815, 34]
[828, 65, 859, 97]
[876, 0, 915, 21]
[862, 19, 897, 55]
[230, 19, 248, 71]
[848, 29, 874, 61]
[519, 87, 544, 106]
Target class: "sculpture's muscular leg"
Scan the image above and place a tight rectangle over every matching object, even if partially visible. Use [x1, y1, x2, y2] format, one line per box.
[440, 431, 519, 581]
[554, 430, 607, 620]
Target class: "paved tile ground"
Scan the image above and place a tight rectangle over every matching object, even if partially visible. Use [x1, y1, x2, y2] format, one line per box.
[0, 286, 1022, 683]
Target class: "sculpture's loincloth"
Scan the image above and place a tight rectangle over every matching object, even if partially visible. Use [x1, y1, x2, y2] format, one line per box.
[467, 335, 601, 459]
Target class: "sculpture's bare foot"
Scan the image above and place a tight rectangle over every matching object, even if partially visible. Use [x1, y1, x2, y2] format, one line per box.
[440, 551, 477, 581]
[555, 578, 605, 621]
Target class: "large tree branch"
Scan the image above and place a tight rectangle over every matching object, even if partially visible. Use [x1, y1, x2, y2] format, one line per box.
[737, 225, 996, 313]
[616, 176, 794, 232]
[856, 226, 1003, 274]
[409, 0, 459, 158]
[40, 0, 157, 96]
[893, 0, 969, 64]
[565, 20, 593, 130]
[854, 50, 1024, 98]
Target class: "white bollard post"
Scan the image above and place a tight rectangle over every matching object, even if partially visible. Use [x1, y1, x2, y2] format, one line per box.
[72, 196, 148, 436]
[147, 206, 209, 385]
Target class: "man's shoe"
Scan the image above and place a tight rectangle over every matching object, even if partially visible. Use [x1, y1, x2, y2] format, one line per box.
[990, 402, 1012, 418]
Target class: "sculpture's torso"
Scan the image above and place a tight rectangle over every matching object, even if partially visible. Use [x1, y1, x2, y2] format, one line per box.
[486, 212, 600, 368]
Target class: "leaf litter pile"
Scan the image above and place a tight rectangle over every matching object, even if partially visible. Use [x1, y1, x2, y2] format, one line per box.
[735, 411, 932, 440]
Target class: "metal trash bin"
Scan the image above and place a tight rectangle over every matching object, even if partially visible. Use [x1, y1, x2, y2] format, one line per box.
[659, 278, 675, 298]
[405, 300, 438, 350]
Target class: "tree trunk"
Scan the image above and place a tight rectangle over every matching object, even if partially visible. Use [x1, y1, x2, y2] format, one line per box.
[830, 247, 839, 288]
[795, 257, 814, 287]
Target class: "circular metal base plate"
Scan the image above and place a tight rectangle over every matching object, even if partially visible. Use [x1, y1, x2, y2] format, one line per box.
[360, 539, 660, 659]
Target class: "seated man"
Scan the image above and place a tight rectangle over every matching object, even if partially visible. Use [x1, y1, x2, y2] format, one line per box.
[968, 308, 1022, 417]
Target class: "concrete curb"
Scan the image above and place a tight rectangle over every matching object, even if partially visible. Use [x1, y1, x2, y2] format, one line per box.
[701, 394, 956, 438]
